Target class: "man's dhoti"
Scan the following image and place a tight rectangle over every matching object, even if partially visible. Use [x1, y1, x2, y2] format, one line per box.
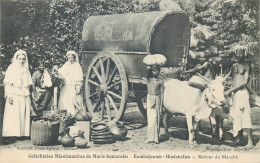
[146, 94, 161, 142]
[230, 87, 252, 136]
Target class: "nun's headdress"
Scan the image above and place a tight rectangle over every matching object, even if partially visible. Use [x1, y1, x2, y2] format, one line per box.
[66, 51, 79, 63]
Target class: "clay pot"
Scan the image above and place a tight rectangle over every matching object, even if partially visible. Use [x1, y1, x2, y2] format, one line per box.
[78, 109, 88, 117]
[91, 130, 111, 136]
[91, 122, 108, 132]
[59, 128, 75, 147]
[74, 111, 84, 121]
[109, 122, 128, 140]
[74, 131, 88, 148]
[75, 109, 91, 121]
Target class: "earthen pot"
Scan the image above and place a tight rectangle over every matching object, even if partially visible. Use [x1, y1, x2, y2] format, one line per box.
[59, 128, 75, 147]
[91, 122, 108, 132]
[75, 109, 91, 121]
[109, 122, 128, 140]
[74, 131, 88, 148]
[74, 111, 84, 121]
[78, 109, 88, 117]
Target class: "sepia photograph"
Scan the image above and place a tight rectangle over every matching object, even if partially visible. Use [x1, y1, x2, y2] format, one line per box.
[0, 0, 259, 162]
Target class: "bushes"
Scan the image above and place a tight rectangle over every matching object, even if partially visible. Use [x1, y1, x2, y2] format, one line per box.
[1, 0, 154, 72]
[1, 0, 259, 74]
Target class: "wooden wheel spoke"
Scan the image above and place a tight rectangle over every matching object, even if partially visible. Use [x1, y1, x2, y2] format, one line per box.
[92, 66, 103, 83]
[99, 57, 106, 80]
[88, 79, 99, 86]
[89, 92, 98, 98]
[107, 66, 117, 85]
[105, 97, 111, 121]
[106, 94, 119, 115]
[108, 81, 121, 89]
[93, 96, 101, 112]
[86, 52, 128, 123]
[105, 58, 110, 82]
[107, 91, 122, 100]
[100, 101, 105, 121]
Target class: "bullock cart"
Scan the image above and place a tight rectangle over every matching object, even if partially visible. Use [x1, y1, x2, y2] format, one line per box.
[82, 11, 190, 123]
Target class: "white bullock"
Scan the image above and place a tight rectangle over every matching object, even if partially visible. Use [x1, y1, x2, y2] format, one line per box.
[162, 75, 228, 144]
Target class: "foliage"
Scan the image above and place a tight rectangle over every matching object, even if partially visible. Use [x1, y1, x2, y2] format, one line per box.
[0, 0, 157, 72]
[175, 0, 259, 72]
[0, 0, 259, 74]
[214, 0, 259, 72]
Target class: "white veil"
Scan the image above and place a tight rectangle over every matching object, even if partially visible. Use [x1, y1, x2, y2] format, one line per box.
[4, 49, 33, 87]
[66, 50, 79, 63]
[12, 49, 29, 69]
[58, 51, 83, 83]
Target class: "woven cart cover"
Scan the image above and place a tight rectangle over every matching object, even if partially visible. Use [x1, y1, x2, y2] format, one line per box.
[143, 54, 167, 66]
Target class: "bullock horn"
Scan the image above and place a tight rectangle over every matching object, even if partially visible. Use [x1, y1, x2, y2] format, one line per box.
[223, 70, 232, 82]
[196, 73, 211, 83]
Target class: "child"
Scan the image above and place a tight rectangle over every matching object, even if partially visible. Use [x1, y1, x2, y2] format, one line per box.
[143, 54, 166, 144]
[73, 84, 85, 113]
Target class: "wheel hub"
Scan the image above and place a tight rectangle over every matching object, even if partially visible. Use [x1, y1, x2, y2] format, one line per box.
[99, 83, 108, 95]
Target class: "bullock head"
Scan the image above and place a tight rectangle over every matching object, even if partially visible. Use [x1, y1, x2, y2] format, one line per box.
[197, 73, 231, 108]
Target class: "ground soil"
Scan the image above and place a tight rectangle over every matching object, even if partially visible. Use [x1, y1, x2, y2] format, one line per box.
[1, 103, 259, 153]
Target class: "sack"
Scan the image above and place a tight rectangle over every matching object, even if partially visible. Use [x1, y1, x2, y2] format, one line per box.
[42, 69, 52, 87]
[188, 75, 207, 90]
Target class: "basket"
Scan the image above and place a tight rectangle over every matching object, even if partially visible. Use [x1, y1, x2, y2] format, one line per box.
[42, 110, 67, 118]
[31, 118, 60, 146]
[43, 110, 75, 134]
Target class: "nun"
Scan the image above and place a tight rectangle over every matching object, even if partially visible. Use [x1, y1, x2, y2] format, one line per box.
[55, 51, 83, 115]
[2, 50, 33, 137]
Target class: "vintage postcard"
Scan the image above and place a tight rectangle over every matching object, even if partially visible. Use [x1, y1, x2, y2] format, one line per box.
[0, 0, 259, 163]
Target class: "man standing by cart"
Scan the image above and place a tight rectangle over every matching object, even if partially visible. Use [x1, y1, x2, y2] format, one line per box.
[182, 55, 224, 138]
[183, 56, 220, 81]
[143, 54, 167, 144]
[224, 48, 253, 149]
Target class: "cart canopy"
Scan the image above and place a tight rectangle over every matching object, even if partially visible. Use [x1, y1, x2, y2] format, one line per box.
[82, 11, 190, 66]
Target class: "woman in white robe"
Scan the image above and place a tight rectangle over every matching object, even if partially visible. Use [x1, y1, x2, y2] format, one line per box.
[2, 50, 33, 137]
[56, 51, 83, 115]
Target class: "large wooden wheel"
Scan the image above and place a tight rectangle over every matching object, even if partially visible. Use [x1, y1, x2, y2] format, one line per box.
[85, 51, 128, 125]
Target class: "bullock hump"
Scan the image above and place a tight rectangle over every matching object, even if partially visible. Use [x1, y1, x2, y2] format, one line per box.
[164, 79, 202, 112]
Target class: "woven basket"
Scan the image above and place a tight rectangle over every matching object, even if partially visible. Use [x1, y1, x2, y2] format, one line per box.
[42, 110, 67, 118]
[31, 118, 60, 146]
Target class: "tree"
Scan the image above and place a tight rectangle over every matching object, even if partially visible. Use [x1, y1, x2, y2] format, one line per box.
[1, 0, 259, 73]
[0, 0, 150, 72]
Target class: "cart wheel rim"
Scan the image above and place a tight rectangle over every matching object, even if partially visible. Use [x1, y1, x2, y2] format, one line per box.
[85, 51, 128, 124]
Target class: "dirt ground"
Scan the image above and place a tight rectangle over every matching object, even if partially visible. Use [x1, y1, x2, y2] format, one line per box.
[1, 103, 260, 153]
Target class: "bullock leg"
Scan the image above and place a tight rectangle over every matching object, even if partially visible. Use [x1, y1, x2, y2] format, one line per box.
[216, 115, 224, 141]
[193, 119, 199, 144]
[162, 111, 171, 140]
[209, 116, 217, 139]
[218, 107, 226, 141]
[210, 108, 225, 141]
[209, 109, 217, 139]
[186, 114, 197, 145]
